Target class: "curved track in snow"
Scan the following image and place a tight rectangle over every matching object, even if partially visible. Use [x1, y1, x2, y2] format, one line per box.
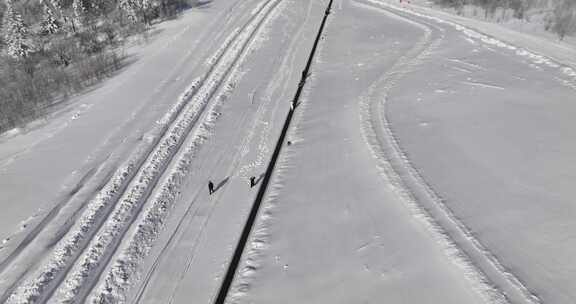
[357, 1, 542, 303]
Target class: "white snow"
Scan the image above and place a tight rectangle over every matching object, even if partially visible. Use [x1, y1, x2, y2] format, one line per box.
[1, 0, 575, 303]
[366, 1, 576, 303]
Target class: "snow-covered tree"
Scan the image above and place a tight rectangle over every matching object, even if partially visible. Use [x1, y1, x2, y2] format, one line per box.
[2, 0, 31, 59]
[141, 0, 158, 24]
[119, 0, 139, 22]
[72, 0, 86, 29]
[552, 1, 576, 40]
[49, 0, 62, 17]
[118, 0, 159, 24]
[40, 0, 61, 35]
[142, 0, 155, 9]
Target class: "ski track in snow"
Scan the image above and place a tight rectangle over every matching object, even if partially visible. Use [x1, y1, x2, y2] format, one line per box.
[0, 0, 254, 283]
[0, 5, 243, 297]
[378, 0, 576, 90]
[90, 72, 238, 304]
[3, 0, 286, 303]
[460, 81, 506, 90]
[90, 1, 291, 302]
[224, 2, 322, 302]
[356, 0, 544, 304]
[131, 71, 261, 304]
[2, 0, 572, 303]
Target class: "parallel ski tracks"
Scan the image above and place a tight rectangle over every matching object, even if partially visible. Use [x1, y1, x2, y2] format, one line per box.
[130, 55, 283, 304]
[130, 2, 311, 302]
[0, 0, 245, 283]
[2, 0, 284, 303]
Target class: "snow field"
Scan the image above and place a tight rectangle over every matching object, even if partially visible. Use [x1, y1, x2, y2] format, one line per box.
[89, 1, 292, 302]
[2, 0, 573, 303]
[114, 2, 318, 302]
[223, 3, 324, 301]
[356, 1, 546, 303]
[374, 0, 576, 88]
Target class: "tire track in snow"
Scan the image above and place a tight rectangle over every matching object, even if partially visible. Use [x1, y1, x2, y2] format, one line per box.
[3, 0, 284, 303]
[356, 1, 541, 304]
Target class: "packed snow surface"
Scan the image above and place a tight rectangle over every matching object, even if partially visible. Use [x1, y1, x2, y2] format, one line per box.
[1, 0, 575, 303]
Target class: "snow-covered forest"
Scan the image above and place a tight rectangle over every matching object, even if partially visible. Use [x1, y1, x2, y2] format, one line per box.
[431, 0, 576, 40]
[0, 0, 189, 134]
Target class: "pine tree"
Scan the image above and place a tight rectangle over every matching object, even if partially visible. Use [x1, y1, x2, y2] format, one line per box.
[2, 0, 31, 59]
[142, 0, 155, 9]
[552, 1, 576, 40]
[72, 0, 86, 29]
[119, 0, 139, 23]
[87, 0, 104, 17]
[40, 0, 61, 35]
[50, 0, 62, 17]
[141, 0, 157, 24]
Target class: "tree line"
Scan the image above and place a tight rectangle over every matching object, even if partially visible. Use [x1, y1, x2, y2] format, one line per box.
[0, 0, 189, 134]
[431, 0, 576, 40]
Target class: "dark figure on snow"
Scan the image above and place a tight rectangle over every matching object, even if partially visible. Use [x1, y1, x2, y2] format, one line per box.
[250, 176, 256, 188]
[208, 181, 215, 195]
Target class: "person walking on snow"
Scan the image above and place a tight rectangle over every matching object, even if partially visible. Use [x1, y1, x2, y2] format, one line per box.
[208, 181, 215, 195]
